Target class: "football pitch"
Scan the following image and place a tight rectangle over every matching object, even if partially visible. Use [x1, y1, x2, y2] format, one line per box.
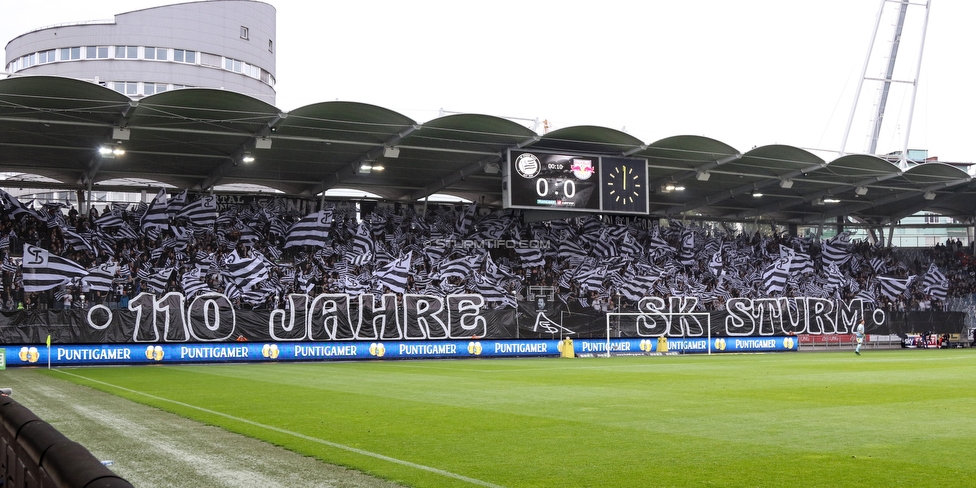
[6, 349, 976, 487]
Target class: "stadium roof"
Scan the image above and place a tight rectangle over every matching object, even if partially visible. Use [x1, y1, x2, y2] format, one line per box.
[1, 75, 974, 226]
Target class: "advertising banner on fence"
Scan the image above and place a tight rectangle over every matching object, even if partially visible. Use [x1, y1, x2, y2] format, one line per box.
[1, 336, 799, 367]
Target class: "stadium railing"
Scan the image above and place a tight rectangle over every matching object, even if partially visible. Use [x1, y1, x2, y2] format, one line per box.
[0, 392, 132, 488]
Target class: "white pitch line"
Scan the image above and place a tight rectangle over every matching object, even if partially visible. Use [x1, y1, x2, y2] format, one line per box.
[55, 370, 505, 488]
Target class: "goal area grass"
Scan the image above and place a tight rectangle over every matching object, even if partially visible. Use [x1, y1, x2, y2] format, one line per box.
[17, 349, 976, 487]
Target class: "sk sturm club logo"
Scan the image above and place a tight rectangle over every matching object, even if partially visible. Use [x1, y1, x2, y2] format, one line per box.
[261, 344, 280, 359]
[783, 337, 794, 349]
[467, 342, 483, 355]
[515, 153, 541, 179]
[19, 347, 40, 363]
[369, 343, 386, 357]
[639, 339, 654, 352]
[146, 345, 164, 361]
[714, 338, 727, 351]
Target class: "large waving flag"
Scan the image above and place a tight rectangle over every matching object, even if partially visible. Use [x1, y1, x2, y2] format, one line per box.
[762, 254, 792, 296]
[921, 263, 948, 300]
[515, 246, 546, 268]
[21, 244, 88, 292]
[708, 250, 724, 278]
[432, 254, 479, 281]
[455, 203, 477, 236]
[375, 251, 412, 294]
[82, 263, 118, 292]
[285, 210, 333, 248]
[678, 229, 696, 266]
[878, 275, 915, 300]
[347, 221, 374, 265]
[177, 194, 219, 227]
[821, 231, 852, 267]
[223, 249, 270, 290]
[0, 189, 46, 222]
[141, 189, 169, 230]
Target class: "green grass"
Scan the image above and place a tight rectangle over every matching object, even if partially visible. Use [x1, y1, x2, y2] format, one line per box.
[42, 350, 976, 487]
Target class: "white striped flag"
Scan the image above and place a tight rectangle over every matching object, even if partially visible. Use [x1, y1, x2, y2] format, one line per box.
[922, 263, 948, 300]
[0, 189, 46, 222]
[432, 255, 479, 281]
[347, 222, 374, 265]
[141, 189, 169, 230]
[762, 255, 792, 296]
[473, 274, 517, 308]
[515, 246, 546, 268]
[878, 275, 915, 300]
[223, 249, 270, 291]
[146, 268, 174, 293]
[922, 263, 947, 290]
[375, 251, 412, 294]
[455, 203, 477, 237]
[167, 189, 188, 218]
[285, 210, 333, 248]
[181, 270, 211, 298]
[21, 244, 88, 292]
[176, 194, 218, 228]
[678, 229, 696, 266]
[82, 263, 118, 292]
[708, 250, 724, 278]
[821, 231, 852, 267]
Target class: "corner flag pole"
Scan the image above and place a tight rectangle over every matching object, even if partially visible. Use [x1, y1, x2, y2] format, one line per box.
[46, 334, 51, 369]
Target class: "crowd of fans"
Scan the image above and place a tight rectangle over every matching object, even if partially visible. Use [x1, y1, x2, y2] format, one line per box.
[1, 192, 974, 316]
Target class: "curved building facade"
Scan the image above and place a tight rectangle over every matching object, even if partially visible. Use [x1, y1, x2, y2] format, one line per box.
[4, 1, 276, 104]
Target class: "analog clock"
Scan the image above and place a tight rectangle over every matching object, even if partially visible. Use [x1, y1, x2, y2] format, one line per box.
[601, 157, 648, 214]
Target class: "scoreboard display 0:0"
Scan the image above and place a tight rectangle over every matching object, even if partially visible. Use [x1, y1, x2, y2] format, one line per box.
[506, 150, 601, 211]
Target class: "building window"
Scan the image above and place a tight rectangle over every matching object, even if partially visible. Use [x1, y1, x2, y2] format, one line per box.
[200, 52, 221, 68]
[86, 46, 109, 59]
[240, 26, 249, 40]
[224, 58, 244, 73]
[145, 47, 167, 61]
[38, 50, 56, 64]
[144, 83, 168, 95]
[173, 49, 196, 64]
[268, 39, 273, 53]
[115, 46, 138, 59]
[60, 47, 81, 60]
[113, 82, 139, 96]
[925, 213, 940, 224]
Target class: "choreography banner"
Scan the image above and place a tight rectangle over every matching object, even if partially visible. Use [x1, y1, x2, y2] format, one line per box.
[0, 292, 964, 345]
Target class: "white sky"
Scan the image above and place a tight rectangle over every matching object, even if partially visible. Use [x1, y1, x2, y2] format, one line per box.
[3, 0, 974, 163]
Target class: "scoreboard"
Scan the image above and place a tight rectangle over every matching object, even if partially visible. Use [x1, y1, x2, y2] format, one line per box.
[504, 150, 648, 214]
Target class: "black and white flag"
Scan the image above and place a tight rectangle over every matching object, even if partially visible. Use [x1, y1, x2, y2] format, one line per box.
[375, 251, 412, 294]
[21, 244, 88, 292]
[285, 210, 333, 248]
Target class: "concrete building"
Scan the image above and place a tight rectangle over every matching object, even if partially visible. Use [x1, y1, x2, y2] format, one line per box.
[4, 0, 276, 105]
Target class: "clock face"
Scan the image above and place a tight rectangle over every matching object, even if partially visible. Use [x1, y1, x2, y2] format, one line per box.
[601, 157, 648, 214]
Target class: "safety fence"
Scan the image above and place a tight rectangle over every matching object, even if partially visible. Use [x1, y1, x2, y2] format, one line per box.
[0, 393, 132, 488]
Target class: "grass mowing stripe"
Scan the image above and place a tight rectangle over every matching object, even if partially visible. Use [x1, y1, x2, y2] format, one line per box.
[44, 351, 976, 487]
[53, 369, 506, 488]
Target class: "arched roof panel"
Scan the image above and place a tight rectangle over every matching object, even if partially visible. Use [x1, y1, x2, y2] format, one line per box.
[532, 125, 646, 155]
[1, 75, 974, 224]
